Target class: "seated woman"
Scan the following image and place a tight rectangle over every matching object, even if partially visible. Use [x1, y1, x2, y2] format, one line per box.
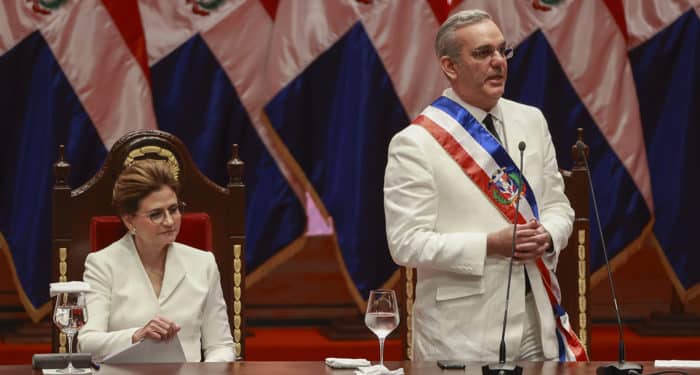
[78, 160, 235, 362]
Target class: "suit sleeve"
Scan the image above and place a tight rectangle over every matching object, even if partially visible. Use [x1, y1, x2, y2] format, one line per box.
[534, 111, 574, 270]
[200, 252, 235, 362]
[77, 253, 139, 361]
[383, 128, 487, 275]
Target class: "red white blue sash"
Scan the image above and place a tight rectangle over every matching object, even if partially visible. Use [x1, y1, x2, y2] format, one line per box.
[413, 96, 539, 224]
[413, 96, 588, 362]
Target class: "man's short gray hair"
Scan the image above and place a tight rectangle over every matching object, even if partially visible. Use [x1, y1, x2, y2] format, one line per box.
[435, 9, 492, 59]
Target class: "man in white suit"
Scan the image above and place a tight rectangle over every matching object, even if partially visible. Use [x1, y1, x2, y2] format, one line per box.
[383, 10, 574, 361]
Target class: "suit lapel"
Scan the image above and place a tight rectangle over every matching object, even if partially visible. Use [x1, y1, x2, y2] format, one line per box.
[501, 106, 524, 163]
[123, 234, 160, 303]
[159, 244, 186, 304]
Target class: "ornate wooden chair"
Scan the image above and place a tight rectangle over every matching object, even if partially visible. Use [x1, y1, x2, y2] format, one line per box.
[399, 129, 591, 360]
[51, 130, 246, 358]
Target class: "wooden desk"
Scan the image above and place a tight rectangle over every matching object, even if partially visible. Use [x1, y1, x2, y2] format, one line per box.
[4, 361, 697, 374]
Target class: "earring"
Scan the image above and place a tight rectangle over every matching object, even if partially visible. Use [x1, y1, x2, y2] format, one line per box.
[130, 227, 136, 235]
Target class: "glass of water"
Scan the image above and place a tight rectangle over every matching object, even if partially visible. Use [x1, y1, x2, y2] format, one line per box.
[364, 289, 399, 367]
[53, 291, 89, 374]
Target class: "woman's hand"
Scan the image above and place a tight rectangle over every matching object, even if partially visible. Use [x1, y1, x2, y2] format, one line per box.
[132, 316, 181, 343]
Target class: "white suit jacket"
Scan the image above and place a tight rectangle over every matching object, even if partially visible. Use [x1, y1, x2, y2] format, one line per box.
[384, 89, 574, 361]
[77, 234, 235, 362]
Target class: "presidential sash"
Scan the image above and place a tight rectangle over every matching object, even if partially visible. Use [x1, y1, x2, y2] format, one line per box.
[412, 96, 588, 362]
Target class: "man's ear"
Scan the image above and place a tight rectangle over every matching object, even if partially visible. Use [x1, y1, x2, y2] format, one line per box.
[439, 56, 458, 81]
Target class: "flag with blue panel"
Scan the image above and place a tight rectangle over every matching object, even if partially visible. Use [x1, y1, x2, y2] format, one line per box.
[1, 0, 699, 320]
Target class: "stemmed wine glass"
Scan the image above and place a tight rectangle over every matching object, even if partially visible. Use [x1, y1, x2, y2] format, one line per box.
[53, 291, 89, 374]
[364, 289, 399, 367]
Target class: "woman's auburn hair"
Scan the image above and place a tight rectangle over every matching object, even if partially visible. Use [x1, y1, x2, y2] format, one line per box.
[112, 159, 180, 216]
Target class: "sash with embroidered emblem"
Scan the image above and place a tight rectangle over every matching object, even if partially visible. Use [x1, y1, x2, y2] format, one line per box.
[412, 96, 588, 362]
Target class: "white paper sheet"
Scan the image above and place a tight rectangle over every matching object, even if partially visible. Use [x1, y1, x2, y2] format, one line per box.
[49, 281, 91, 297]
[103, 336, 185, 364]
[325, 357, 371, 368]
[42, 369, 91, 375]
[654, 360, 700, 368]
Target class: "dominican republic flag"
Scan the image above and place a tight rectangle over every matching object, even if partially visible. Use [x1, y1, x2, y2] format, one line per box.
[1, 0, 699, 321]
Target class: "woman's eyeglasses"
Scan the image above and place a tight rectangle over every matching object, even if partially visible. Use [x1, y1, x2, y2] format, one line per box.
[136, 202, 186, 225]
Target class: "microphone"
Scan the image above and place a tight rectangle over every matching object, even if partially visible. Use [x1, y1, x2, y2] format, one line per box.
[483, 141, 526, 375]
[576, 141, 643, 375]
[518, 141, 526, 152]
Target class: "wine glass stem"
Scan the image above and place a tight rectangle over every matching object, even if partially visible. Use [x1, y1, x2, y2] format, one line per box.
[66, 333, 75, 373]
[379, 337, 386, 367]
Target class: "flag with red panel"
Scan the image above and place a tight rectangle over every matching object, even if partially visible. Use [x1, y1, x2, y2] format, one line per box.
[1, 0, 699, 324]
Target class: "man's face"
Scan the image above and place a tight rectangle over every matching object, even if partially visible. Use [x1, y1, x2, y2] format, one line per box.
[441, 20, 508, 111]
